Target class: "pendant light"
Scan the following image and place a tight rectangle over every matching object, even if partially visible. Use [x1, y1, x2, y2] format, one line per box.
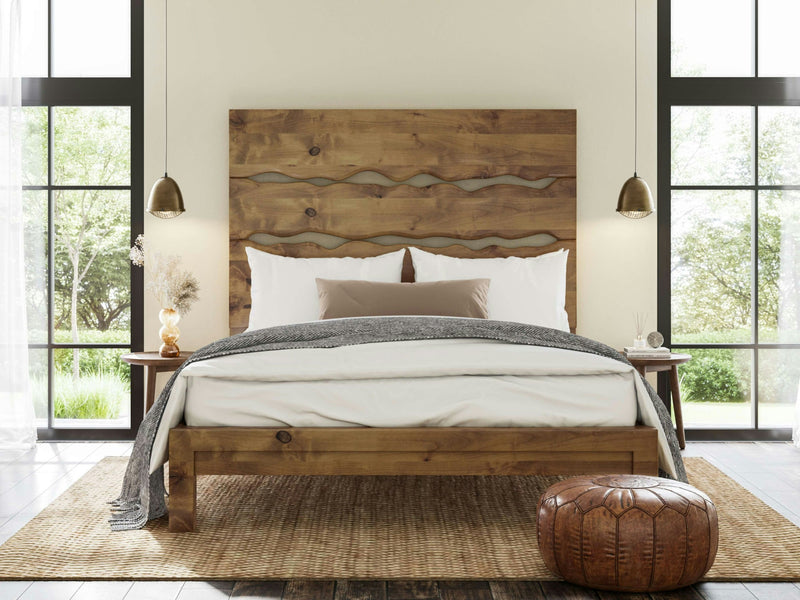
[147, 0, 185, 218]
[616, 0, 654, 219]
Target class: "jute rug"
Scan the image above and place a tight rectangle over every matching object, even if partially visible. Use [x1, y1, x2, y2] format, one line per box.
[0, 457, 798, 580]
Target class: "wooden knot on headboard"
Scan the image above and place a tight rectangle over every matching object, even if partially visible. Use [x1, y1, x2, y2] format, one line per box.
[227, 109, 578, 336]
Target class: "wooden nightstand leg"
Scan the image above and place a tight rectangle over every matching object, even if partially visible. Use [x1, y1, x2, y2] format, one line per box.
[669, 365, 686, 450]
[145, 366, 158, 413]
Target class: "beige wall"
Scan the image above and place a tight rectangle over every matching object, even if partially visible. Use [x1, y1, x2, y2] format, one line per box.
[143, 0, 658, 356]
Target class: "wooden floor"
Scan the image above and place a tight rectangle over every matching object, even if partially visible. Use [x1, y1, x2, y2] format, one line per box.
[0, 442, 798, 600]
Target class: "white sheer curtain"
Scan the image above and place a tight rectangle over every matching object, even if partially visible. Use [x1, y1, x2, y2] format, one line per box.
[784, 208, 800, 447]
[0, 0, 36, 449]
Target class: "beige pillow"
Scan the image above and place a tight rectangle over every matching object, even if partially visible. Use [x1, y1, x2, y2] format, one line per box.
[316, 278, 491, 319]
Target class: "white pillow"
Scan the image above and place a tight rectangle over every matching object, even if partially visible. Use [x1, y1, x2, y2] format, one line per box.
[245, 247, 406, 330]
[409, 247, 570, 331]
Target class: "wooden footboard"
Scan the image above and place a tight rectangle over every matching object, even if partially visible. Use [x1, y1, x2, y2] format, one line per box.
[167, 426, 659, 532]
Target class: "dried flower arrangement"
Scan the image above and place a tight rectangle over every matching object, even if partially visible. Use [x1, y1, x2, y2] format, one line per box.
[130, 234, 200, 315]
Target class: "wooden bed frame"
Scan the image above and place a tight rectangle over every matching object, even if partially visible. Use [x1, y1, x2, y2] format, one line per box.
[167, 109, 660, 532]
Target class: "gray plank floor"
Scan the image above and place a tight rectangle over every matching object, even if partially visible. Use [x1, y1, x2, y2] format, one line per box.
[0, 442, 798, 600]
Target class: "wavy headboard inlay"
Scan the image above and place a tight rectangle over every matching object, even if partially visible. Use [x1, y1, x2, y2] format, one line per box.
[229, 109, 577, 335]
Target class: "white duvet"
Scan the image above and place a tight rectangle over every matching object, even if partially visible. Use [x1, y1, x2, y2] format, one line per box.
[151, 338, 678, 478]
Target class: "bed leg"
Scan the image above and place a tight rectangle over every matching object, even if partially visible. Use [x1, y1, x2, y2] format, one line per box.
[168, 429, 196, 532]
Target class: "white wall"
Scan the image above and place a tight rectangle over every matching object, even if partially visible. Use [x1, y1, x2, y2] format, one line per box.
[143, 0, 658, 356]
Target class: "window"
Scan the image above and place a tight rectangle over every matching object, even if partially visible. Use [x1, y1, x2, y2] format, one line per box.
[21, 0, 143, 440]
[659, 0, 800, 439]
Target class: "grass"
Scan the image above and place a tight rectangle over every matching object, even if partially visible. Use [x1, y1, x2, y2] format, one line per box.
[32, 372, 128, 420]
[682, 400, 795, 429]
[54, 372, 127, 420]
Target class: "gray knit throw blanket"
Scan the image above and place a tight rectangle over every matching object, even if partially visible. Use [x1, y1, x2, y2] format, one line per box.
[110, 317, 687, 531]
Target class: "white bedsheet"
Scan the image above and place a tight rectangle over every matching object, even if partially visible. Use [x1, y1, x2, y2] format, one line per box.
[151, 338, 677, 477]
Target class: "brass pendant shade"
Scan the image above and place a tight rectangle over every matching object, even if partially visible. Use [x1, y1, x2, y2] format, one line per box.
[617, 0, 654, 219]
[147, 175, 185, 219]
[147, 0, 185, 219]
[616, 173, 654, 219]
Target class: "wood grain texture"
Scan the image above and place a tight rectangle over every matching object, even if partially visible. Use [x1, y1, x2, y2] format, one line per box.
[229, 240, 577, 335]
[194, 450, 646, 477]
[229, 109, 577, 335]
[438, 581, 493, 600]
[386, 581, 439, 600]
[230, 109, 577, 135]
[538, 581, 600, 599]
[229, 179, 576, 241]
[334, 581, 386, 600]
[230, 134, 575, 181]
[167, 428, 196, 533]
[596, 592, 650, 600]
[172, 426, 657, 454]
[168, 426, 658, 531]
[488, 582, 549, 600]
[230, 109, 576, 180]
[283, 581, 335, 600]
[648, 589, 704, 600]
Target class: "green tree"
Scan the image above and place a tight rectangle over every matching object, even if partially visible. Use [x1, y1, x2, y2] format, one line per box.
[52, 107, 130, 378]
[23, 107, 131, 332]
[22, 107, 131, 380]
[671, 192, 753, 336]
[670, 110, 800, 338]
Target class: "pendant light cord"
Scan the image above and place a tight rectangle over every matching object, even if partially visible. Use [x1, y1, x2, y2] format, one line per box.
[164, 0, 169, 177]
[634, 0, 638, 177]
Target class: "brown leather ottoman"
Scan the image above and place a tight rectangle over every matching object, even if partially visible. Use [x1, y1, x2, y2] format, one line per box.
[537, 474, 718, 592]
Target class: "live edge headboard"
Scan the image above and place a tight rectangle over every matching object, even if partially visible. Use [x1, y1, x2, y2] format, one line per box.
[229, 109, 577, 336]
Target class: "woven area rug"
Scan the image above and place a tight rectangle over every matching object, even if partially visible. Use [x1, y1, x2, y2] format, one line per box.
[0, 457, 798, 580]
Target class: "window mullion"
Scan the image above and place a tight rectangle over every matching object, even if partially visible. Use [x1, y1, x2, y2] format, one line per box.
[659, 0, 798, 439]
[28, 1, 142, 439]
[752, 104, 759, 429]
[46, 105, 54, 429]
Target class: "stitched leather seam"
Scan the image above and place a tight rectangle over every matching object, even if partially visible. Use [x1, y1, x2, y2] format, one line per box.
[615, 509, 620, 588]
[649, 513, 657, 589]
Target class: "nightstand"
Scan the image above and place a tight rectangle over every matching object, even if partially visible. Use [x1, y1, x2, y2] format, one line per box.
[121, 351, 194, 413]
[626, 353, 691, 450]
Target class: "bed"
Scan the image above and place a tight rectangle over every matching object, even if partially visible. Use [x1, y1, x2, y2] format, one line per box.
[150, 109, 670, 533]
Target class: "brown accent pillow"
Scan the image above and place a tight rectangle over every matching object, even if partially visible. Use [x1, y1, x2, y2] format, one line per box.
[316, 278, 491, 320]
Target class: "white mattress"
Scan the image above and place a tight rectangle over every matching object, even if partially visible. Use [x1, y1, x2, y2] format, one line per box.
[184, 366, 636, 429]
[151, 337, 678, 478]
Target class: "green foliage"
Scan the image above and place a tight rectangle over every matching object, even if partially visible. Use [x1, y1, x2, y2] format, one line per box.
[29, 368, 129, 421]
[675, 333, 751, 404]
[52, 331, 130, 383]
[670, 108, 800, 340]
[676, 330, 799, 406]
[22, 107, 132, 335]
[671, 191, 754, 336]
[53, 372, 126, 420]
[679, 354, 746, 404]
[52, 329, 129, 344]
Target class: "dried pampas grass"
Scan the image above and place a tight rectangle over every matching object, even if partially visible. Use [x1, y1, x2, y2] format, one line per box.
[129, 235, 200, 315]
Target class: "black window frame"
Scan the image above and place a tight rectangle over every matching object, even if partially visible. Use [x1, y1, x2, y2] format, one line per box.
[657, 0, 799, 441]
[23, 0, 144, 441]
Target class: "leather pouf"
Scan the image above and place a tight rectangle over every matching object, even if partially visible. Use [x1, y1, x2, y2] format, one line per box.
[537, 474, 718, 592]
